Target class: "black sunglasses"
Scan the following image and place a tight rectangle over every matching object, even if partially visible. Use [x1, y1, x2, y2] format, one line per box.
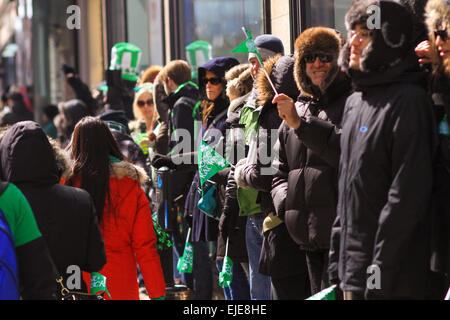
[202, 77, 221, 85]
[137, 99, 154, 107]
[303, 53, 333, 63]
[434, 29, 448, 42]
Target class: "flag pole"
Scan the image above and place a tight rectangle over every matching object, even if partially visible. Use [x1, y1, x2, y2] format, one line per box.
[241, 28, 279, 96]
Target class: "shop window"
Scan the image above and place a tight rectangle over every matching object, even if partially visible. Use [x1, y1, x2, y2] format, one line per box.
[177, 0, 266, 63]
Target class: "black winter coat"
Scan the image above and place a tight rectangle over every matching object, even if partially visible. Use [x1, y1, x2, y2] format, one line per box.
[271, 72, 351, 251]
[0, 121, 106, 293]
[329, 55, 437, 299]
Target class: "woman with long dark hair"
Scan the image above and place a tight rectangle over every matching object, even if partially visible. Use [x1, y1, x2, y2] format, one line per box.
[64, 116, 165, 300]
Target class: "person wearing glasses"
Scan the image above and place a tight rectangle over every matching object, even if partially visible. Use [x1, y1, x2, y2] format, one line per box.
[423, 0, 450, 298]
[272, 27, 351, 298]
[326, 0, 436, 300]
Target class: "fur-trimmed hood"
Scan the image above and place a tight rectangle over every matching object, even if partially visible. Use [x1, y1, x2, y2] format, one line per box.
[256, 54, 299, 107]
[340, 0, 415, 75]
[293, 27, 342, 97]
[109, 160, 149, 186]
[425, 0, 450, 76]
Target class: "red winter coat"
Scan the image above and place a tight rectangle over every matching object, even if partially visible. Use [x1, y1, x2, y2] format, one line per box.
[65, 161, 165, 300]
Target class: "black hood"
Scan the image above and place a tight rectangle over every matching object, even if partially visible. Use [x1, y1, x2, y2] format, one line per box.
[0, 121, 59, 185]
[340, 0, 415, 74]
[340, 0, 426, 90]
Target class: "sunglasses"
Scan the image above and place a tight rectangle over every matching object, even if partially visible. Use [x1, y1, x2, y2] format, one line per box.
[434, 29, 448, 42]
[303, 53, 333, 64]
[202, 77, 222, 85]
[137, 99, 154, 107]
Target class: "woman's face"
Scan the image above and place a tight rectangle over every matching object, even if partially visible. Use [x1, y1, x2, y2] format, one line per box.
[204, 70, 223, 101]
[435, 25, 450, 65]
[136, 92, 155, 120]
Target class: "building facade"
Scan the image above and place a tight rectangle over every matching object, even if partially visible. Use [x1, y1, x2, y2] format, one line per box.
[0, 0, 354, 121]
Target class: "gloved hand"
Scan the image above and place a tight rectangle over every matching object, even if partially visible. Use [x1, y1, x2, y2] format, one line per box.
[151, 154, 177, 170]
[62, 64, 75, 75]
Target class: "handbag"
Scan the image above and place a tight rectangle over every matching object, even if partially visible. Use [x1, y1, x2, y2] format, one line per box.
[197, 180, 220, 220]
[56, 276, 104, 300]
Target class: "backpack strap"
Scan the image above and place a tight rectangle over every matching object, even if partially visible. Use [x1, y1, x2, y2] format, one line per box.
[0, 182, 9, 197]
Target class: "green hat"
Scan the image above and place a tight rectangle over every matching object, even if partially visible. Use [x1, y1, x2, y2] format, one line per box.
[109, 42, 142, 82]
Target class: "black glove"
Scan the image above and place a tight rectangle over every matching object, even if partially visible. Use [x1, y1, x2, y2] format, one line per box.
[219, 198, 239, 240]
[62, 64, 75, 75]
[151, 154, 177, 170]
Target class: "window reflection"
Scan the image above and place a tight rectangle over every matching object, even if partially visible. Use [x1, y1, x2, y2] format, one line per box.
[184, 0, 264, 62]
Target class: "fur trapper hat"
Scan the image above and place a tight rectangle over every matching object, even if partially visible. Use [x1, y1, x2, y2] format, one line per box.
[294, 27, 342, 97]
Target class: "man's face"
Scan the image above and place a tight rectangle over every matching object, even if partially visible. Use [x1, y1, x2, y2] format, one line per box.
[435, 25, 450, 65]
[349, 24, 373, 71]
[249, 57, 262, 79]
[305, 54, 332, 87]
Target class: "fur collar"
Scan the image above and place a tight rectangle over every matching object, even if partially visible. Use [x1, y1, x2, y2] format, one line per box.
[256, 55, 282, 107]
[228, 91, 252, 118]
[110, 160, 149, 186]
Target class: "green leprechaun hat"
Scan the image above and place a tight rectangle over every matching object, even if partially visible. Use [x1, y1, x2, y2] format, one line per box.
[109, 42, 142, 82]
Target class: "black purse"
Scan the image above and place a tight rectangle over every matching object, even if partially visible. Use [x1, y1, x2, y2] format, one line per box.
[56, 277, 104, 300]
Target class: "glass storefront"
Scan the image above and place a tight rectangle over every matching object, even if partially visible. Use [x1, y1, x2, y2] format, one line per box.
[292, 0, 353, 42]
[181, 0, 265, 63]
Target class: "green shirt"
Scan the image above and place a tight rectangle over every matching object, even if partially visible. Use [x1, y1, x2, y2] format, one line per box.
[1, 183, 42, 247]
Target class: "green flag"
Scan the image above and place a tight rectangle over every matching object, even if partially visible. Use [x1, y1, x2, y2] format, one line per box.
[219, 256, 234, 288]
[91, 272, 111, 298]
[306, 285, 337, 300]
[198, 141, 230, 186]
[177, 228, 193, 273]
[232, 28, 264, 67]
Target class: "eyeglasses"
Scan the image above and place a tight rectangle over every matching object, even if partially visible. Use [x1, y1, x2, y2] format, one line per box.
[350, 29, 373, 43]
[137, 99, 154, 107]
[303, 53, 333, 64]
[434, 29, 448, 42]
[202, 77, 221, 85]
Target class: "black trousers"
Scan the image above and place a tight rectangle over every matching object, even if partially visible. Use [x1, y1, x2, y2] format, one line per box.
[271, 272, 311, 300]
[305, 250, 330, 295]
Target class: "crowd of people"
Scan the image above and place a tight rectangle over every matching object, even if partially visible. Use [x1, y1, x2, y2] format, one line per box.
[0, 0, 449, 300]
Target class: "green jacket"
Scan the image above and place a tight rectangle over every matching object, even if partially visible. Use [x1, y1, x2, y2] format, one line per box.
[237, 103, 262, 217]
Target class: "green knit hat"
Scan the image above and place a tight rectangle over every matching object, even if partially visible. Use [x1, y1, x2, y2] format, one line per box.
[109, 42, 142, 82]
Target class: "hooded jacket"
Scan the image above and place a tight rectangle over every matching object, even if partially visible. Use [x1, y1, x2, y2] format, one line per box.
[184, 57, 239, 242]
[235, 54, 299, 215]
[329, 0, 437, 299]
[271, 27, 351, 251]
[0, 121, 106, 294]
[68, 160, 166, 300]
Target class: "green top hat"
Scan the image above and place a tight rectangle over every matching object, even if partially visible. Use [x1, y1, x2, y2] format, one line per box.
[109, 42, 142, 82]
[186, 40, 212, 80]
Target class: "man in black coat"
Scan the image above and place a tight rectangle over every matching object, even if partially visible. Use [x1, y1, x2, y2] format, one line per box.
[0, 121, 106, 295]
[328, 0, 437, 300]
[272, 26, 351, 296]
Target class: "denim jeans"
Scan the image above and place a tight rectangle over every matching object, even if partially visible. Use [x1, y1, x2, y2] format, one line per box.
[216, 260, 251, 300]
[246, 213, 271, 300]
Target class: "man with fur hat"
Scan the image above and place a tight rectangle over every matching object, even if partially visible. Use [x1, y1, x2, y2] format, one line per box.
[326, 0, 436, 300]
[272, 27, 351, 296]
